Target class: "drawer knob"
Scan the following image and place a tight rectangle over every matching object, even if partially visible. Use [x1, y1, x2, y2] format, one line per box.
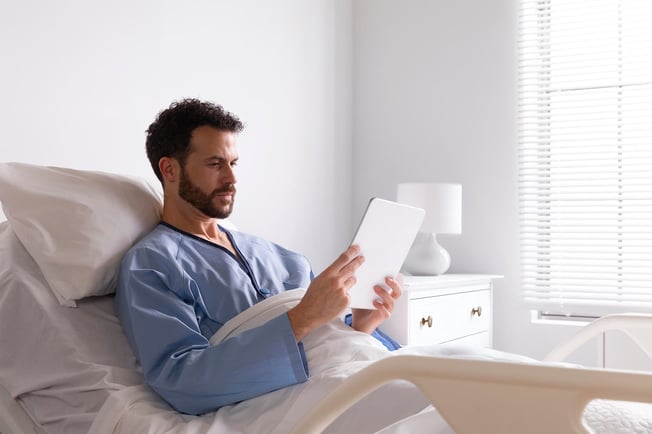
[420, 315, 433, 328]
[471, 306, 483, 317]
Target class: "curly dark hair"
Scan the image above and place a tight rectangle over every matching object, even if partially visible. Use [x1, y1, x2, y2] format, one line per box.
[145, 98, 245, 182]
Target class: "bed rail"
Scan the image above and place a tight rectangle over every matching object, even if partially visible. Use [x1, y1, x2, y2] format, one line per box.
[544, 313, 652, 363]
[289, 354, 652, 434]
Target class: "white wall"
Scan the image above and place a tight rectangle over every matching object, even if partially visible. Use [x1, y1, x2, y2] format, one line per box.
[353, 0, 599, 364]
[1, 0, 607, 362]
[0, 0, 353, 272]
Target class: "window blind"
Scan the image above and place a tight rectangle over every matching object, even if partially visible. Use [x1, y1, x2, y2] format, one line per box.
[518, 0, 652, 316]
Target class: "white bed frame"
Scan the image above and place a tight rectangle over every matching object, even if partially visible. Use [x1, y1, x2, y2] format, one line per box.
[544, 313, 652, 363]
[291, 313, 652, 434]
[2, 313, 651, 434]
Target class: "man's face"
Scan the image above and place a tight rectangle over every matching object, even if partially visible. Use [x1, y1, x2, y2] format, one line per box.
[177, 126, 238, 219]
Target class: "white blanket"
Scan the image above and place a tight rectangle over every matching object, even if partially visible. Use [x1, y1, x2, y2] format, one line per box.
[208, 288, 306, 346]
[89, 290, 438, 434]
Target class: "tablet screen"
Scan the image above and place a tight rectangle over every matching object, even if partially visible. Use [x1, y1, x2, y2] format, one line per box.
[348, 197, 425, 309]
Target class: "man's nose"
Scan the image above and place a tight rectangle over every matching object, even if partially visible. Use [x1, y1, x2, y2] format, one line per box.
[224, 164, 237, 184]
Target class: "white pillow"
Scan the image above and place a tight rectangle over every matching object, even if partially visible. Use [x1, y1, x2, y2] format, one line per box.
[0, 162, 162, 306]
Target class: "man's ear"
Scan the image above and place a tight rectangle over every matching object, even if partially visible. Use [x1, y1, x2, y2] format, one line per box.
[159, 157, 180, 184]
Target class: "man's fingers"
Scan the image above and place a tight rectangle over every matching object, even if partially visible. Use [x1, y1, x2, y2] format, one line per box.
[342, 254, 365, 275]
[372, 299, 391, 318]
[386, 276, 402, 299]
[327, 245, 363, 273]
[374, 285, 394, 308]
[344, 275, 357, 289]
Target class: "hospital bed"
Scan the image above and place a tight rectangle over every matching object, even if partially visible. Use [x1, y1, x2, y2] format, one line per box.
[1, 162, 652, 434]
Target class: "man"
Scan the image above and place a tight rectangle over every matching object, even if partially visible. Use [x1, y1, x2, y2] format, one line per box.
[115, 98, 403, 416]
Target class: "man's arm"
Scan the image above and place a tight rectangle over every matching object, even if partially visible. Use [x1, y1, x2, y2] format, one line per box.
[115, 249, 309, 415]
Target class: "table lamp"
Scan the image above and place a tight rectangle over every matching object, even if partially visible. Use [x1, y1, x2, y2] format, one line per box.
[396, 182, 462, 275]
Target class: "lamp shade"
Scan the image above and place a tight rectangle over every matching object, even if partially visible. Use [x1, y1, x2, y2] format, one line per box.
[396, 183, 462, 234]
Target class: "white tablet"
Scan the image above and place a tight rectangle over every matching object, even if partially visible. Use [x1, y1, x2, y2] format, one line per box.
[348, 197, 425, 309]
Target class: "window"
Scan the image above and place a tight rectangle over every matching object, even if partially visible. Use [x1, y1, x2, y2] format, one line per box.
[518, 0, 652, 316]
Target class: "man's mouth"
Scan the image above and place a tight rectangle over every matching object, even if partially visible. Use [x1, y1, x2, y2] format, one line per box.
[212, 188, 236, 199]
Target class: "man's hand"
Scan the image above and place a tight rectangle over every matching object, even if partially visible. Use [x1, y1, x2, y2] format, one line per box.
[351, 276, 403, 335]
[287, 245, 364, 341]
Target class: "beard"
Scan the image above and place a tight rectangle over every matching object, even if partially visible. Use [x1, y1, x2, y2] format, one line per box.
[178, 167, 235, 219]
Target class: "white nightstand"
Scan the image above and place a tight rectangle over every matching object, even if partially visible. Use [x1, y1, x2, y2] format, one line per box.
[381, 274, 502, 348]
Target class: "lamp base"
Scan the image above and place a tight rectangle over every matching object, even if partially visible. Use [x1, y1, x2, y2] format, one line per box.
[401, 232, 451, 275]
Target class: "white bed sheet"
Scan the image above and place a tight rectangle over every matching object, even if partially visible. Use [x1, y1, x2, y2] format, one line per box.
[90, 291, 437, 433]
[0, 222, 143, 433]
[86, 286, 552, 434]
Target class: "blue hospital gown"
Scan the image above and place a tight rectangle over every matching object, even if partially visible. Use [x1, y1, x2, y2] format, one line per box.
[116, 222, 398, 416]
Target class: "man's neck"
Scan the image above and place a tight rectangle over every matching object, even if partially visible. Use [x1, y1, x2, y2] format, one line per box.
[161, 203, 222, 243]
[161, 209, 239, 258]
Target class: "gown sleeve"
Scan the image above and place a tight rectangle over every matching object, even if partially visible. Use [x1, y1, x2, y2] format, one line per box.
[115, 245, 309, 415]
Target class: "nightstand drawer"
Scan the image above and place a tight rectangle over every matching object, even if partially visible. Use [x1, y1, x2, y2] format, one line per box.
[407, 290, 490, 345]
